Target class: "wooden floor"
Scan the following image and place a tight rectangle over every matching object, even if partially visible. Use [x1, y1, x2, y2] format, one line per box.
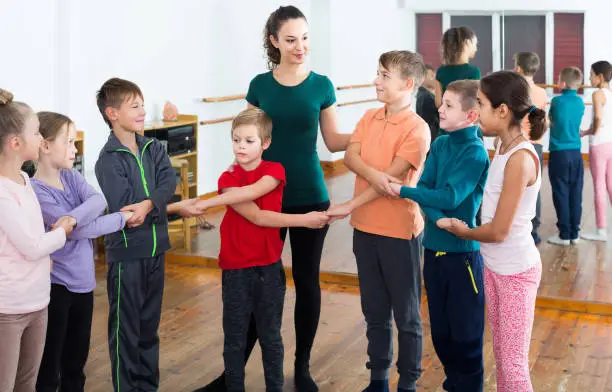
[171, 165, 612, 305]
[84, 262, 612, 391]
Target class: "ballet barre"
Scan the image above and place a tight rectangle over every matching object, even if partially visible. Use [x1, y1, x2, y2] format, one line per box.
[199, 97, 380, 126]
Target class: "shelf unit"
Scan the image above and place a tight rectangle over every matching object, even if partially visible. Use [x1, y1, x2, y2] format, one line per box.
[74, 130, 84, 175]
[142, 114, 199, 250]
[141, 114, 198, 199]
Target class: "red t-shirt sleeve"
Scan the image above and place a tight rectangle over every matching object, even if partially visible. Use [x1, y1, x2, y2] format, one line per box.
[260, 161, 286, 187]
[218, 169, 241, 193]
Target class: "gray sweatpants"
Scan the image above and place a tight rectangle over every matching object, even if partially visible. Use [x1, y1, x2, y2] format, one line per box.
[353, 230, 423, 391]
[222, 260, 286, 392]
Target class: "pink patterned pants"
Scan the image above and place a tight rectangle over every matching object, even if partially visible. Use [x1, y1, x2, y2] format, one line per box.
[484, 263, 541, 392]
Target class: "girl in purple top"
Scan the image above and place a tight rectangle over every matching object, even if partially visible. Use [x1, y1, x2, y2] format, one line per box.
[30, 112, 131, 392]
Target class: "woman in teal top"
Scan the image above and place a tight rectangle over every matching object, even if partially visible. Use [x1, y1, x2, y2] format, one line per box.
[435, 27, 481, 104]
[435, 27, 481, 139]
[198, 6, 350, 392]
[246, 71, 336, 207]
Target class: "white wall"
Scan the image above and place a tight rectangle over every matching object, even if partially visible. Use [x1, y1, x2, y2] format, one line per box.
[3, 0, 608, 194]
[0, 1, 59, 112]
[326, 0, 412, 161]
[65, 0, 309, 192]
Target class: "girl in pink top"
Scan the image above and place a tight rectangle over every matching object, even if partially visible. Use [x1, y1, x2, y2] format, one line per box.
[439, 72, 546, 391]
[0, 89, 75, 392]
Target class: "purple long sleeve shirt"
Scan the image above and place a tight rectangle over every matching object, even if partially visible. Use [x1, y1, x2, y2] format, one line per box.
[31, 169, 126, 293]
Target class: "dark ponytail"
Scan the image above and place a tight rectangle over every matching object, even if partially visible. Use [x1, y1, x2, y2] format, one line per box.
[480, 71, 547, 139]
[263, 6, 306, 70]
[526, 107, 547, 140]
[442, 26, 476, 65]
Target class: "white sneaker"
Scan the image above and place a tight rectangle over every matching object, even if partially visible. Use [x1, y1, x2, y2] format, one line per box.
[547, 235, 570, 246]
[571, 237, 581, 245]
[581, 229, 608, 242]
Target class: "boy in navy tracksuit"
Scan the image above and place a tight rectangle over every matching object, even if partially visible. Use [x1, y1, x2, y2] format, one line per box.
[95, 78, 176, 392]
[391, 80, 489, 391]
[547, 67, 586, 246]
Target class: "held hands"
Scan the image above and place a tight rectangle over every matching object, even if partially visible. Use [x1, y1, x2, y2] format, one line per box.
[53, 216, 77, 236]
[580, 129, 592, 138]
[121, 211, 134, 224]
[436, 217, 470, 238]
[368, 170, 403, 197]
[389, 183, 402, 197]
[120, 200, 154, 228]
[302, 211, 330, 229]
[176, 198, 208, 218]
[325, 203, 353, 224]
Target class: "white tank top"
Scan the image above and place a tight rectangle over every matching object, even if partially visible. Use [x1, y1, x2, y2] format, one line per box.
[480, 141, 542, 275]
[590, 89, 612, 146]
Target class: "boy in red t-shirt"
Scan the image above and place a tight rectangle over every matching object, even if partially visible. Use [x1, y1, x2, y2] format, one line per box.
[195, 108, 328, 392]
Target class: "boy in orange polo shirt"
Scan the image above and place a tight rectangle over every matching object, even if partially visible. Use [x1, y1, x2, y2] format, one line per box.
[327, 50, 430, 392]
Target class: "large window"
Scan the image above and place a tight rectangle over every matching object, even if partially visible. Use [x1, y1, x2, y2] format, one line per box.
[554, 13, 584, 90]
[503, 15, 546, 83]
[416, 14, 442, 69]
[416, 12, 584, 85]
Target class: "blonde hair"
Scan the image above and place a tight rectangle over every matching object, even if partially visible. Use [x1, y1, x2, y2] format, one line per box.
[231, 108, 273, 141]
[0, 88, 34, 148]
[379, 50, 425, 88]
[559, 67, 583, 89]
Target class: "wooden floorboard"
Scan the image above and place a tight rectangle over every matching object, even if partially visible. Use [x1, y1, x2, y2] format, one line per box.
[170, 165, 612, 305]
[84, 262, 612, 391]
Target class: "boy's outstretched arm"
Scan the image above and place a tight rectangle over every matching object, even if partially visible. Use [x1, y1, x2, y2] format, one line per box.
[344, 141, 397, 196]
[121, 143, 177, 227]
[327, 156, 412, 221]
[195, 174, 281, 212]
[394, 146, 488, 210]
[410, 144, 448, 223]
[166, 198, 202, 217]
[439, 149, 534, 243]
[222, 188, 329, 229]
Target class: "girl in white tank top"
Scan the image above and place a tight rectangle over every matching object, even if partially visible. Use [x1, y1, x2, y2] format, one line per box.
[479, 141, 541, 273]
[438, 71, 544, 391]
[581, 61, 612, 241]
[587, 88, 612, 146]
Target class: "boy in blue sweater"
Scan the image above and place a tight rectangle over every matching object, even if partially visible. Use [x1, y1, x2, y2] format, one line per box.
[547, 67, 585, 246]
[390, 80, 489, 392]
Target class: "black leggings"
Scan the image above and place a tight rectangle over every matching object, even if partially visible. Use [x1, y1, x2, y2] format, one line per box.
[241, 201, 330, 365]
[36, 284, 94, 392]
